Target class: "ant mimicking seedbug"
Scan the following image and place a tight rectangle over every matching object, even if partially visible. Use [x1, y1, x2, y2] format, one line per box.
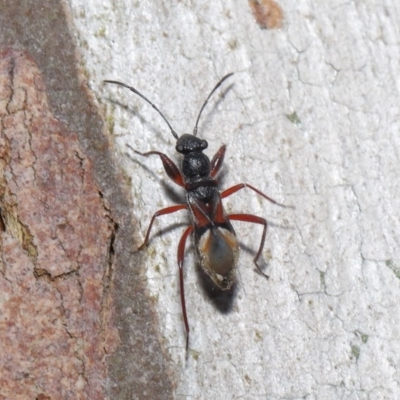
[105, 73, 289, 349]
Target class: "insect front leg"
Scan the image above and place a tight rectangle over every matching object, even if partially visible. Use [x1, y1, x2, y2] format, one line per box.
[137, 204, 188, 250]
[130, 146, 185, 187]
[228, 213, 269, 279]
[177, 225, 194, 350]
[210, 145, 226, 177]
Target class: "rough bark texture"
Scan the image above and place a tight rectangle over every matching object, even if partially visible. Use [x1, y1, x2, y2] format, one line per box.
[0, 1, 176, 399]
[0, 48, 115, 398]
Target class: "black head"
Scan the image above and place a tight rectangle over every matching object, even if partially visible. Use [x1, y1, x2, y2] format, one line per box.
[176, 134, 208, 154]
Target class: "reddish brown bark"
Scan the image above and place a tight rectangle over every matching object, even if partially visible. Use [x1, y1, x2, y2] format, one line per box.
[0, 49, 117, 399]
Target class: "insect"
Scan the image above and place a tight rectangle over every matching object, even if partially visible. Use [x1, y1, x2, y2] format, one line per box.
[105, 73, 288, 349]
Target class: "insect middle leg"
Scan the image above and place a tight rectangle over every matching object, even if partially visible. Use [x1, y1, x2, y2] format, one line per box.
[228, 213, 269, 278]
[137, 204, 188, 250]
[221, 183, 289, 207]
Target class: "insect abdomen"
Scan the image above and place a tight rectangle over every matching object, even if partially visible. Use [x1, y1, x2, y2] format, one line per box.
[196, 226, 239, 290]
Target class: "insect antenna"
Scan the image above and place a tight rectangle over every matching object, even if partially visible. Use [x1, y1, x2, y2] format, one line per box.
[104, 80, 179, 140]
[193, 72, 234, 137]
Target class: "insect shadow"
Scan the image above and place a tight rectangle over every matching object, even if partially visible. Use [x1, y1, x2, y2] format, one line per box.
[195, 263, 237, 314]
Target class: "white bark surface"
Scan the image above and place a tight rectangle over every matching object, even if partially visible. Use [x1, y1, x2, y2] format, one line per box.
[67, 0, 400, 398]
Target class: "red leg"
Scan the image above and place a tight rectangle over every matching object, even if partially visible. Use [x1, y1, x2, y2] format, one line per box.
[221, 183, 291, 208]
[210, 145, 226, 178]
[177, 225, 194, 350]
[228, 213, 269, 278]
[137, 204, 188, 250]
[130, 145, 185, 187]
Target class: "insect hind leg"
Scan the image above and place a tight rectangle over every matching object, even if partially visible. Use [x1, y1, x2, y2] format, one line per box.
[177, 225, 194, 351]
[228, 213, 269, 279]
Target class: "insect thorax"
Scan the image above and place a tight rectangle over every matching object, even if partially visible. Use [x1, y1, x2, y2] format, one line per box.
[182, 151, 211, 180]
